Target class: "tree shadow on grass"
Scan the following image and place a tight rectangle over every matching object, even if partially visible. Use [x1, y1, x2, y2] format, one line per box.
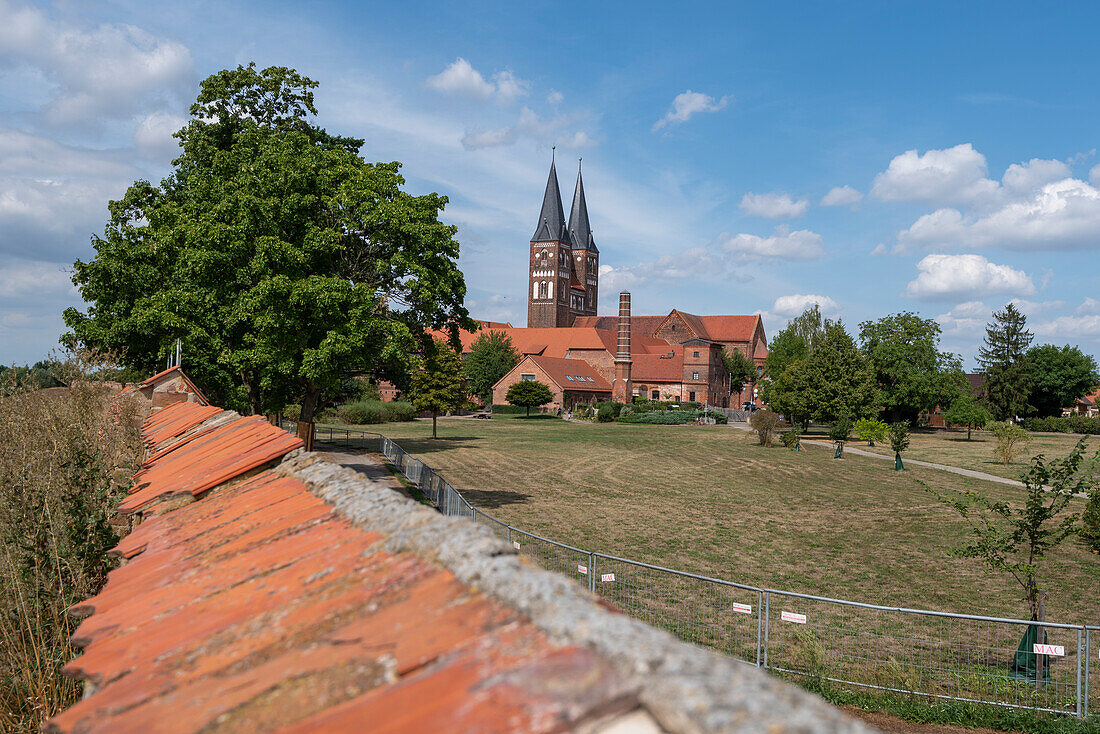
[386, 436, 483, 455]
[455, 488, 530, 508]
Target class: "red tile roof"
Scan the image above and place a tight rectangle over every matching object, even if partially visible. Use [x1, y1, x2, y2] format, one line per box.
[632, 348, 684, 383]
[140, 401, 223, 447]
[524, 355, 612, 391]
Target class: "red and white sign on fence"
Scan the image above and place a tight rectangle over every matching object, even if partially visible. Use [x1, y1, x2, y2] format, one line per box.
[781, 611, 807, 624]
[731, 602, 752, 615]
[577, 565, 588, 575]
[512, 541, 520, 550]
[1033, 644, 1065, 657]
[601, 573, 615, 582]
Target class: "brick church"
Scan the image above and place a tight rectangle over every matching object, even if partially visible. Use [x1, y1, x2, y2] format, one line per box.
[469, 157, 768, 411]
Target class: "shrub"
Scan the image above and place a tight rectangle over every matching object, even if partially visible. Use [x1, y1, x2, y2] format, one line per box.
[283, 403, 301, 421]
[1083, 488, 1100, 554]
[854, 418, 888, 446]
[828, 415, 853, 443]
[889, 422, 910, 455]
[619, 405, 634, 417]
[596, 404, 615, 422]
[780, 428, 802, 451]
[336, 399, 417, 424]
[1024, 415, 1100, 435]
[492, 403, 528, 414]
[1067, 416, 1100, 435]
[750, 409, 782, 446]
[988, 420, 1031, 465]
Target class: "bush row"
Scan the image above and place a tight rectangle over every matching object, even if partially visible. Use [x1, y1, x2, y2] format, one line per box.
[1022, 416, 1100, 435]
[332, 399, 418, 424]
[617, 409, 728, 425]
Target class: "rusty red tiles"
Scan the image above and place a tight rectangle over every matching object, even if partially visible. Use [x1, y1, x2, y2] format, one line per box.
[46, 401, 634, 733]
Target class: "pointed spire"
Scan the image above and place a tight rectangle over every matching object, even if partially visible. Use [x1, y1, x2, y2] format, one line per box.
[567, 158, 597, 253]
[531, 153, 571, 244]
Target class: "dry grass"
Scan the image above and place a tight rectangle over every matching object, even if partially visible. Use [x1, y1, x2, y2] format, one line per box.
[0, 357, 145, 733]
[372, 417, 1100, 626]
[847, 427, 1092, 481]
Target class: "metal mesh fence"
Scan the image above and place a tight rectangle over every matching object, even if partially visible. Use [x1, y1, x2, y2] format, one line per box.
[594, 554, 762, 664]
[281, 420, 1095, 719]
[763, 591, 1084, 716]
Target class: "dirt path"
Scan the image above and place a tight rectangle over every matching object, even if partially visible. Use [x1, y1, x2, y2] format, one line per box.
[315, 443, 411, 498]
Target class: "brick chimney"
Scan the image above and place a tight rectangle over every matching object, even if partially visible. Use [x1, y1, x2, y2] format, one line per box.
[612, 291, 632, 403]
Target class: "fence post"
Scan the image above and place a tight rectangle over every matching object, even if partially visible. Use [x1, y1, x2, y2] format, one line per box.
[1085, 628, 1091, 718]
[1077, 627, 1083, 718]
[589, 553, 596, 593]
[507, 526, 511, 544]
[762, 592, 770, 669]
[755, 590, 763, 667]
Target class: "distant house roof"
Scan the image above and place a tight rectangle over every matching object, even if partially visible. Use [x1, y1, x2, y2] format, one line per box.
[512, 355, 612, 392]
[573, 312, 763, 346]
[632, 347, 684, 383]
[967, 373, 987, 397]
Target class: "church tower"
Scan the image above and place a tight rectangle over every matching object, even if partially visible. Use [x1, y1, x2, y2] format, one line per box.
[527, 154, 574, 328]
[567, 160, 598, 319]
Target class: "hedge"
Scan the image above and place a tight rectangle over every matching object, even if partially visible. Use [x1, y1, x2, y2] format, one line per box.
[335, 400, 417, 424]
[1022, 416, 1100, 435]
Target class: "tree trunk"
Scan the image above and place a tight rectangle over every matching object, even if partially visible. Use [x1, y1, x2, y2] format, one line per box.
[526, 405, 531, 418]
[967, 425, 972, 440]
[300, 384, 321, 424]
[241, 370, 263, 416]
[432, 411, 438, 439]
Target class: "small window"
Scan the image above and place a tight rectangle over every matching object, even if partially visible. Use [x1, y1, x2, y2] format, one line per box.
[567, 375, 576, 381]
[651, 390, 659, 399]
[693, 351, 699, 357]
[521, 374, 536, 381]
[689, 391, 696, 402]
[692, 372, 699, 380]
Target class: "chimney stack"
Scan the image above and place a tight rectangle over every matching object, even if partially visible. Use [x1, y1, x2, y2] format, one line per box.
[612, 291, 633, 403]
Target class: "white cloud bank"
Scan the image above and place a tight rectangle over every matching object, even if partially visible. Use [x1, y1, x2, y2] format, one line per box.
[716, 225, 824, 260]
[904, 253, 1035, 301]
[873, 143, 1100, 252]
[653, 90, 730, 131]
[460, 107, 595, 150]
[739, 192, 808, 219]
[0, 0, 194, 124]
[772, 293, 839, 317]
[426, 58, 529, 103]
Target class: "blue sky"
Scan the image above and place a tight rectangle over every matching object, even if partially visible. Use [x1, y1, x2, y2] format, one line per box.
[2, 1, 1099, 368]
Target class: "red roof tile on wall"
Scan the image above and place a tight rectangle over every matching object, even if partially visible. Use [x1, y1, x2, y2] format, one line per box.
[47, 407, 638, 733]
[140, 402, 224, 447]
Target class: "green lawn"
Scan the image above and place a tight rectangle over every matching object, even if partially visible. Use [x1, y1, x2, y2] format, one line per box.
[363, 416, 1100, 626]
[839, 427, 1095, 482]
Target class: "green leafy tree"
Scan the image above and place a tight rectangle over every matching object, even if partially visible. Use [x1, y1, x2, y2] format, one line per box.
[1083, 487, 1100, 554]
[1024, 344, 1100, 417]
[854, 417, 889, 446]
[770, 321, 878, 425]
[763, 304, 831, 381]
[463, 330, 520, 405]
[859, 312, 966, 424]
[408, 340, 466, 439]
[889, 422, 910, 470]
[978, 303, 1034, 420]
[988, 420, 1031, 466]
[62, 64, 473, 422]
[943, 394, 992, 440]
[722, 347, 757, 399]
[926, 439, 1098, 621]
[505, 380, 553, 417]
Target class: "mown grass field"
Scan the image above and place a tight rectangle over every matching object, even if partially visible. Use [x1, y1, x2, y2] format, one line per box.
[841, 427, 1095, 482]
[367, 416, 1100, 626]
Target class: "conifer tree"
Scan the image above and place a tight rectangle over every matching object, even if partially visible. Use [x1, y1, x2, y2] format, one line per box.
[977, 303, 1034, 420]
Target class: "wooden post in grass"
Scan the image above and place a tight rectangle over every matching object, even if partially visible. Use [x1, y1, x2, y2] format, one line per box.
[296, 420, 315, 452]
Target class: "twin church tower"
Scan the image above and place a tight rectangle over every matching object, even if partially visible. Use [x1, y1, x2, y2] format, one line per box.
[527, 155, 599, 328]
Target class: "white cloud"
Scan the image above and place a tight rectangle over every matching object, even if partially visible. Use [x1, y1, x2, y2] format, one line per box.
[426, 58, 529, 103]
[0, 128, 135, 259]
[546, 90, 563, 105]
[772, 293, 839, 317]
[1090, 164, 1100, 186]
[653, 90, 730, 131]
[871, 143, 997, 205]
[896, 178, 1100, 251]
[870, 244, 888, 256]
[0, 1, 194, 124]
[1001, 158, 1072, 194]
[934, 301, 988, 337]
[821, 185, 862, 208]
[133, 110, 186, 160]
[739, 192, 808, 219]
[461, 106, 593, 150]
[904, 253, 1035, 301]
[1076, 297, 1100, 315]
[1032, 314, 1100, 340]
[0, 256, 74, 299]
[717, 225, 825, 260]
[1006, 298, 1065, 317]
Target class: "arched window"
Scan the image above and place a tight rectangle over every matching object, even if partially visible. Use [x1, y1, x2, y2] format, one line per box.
[540, 249, 548, 264]
[538, 281, 547, 299]
[547, 280, 554, 300]
[532, 281, 538, 300]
